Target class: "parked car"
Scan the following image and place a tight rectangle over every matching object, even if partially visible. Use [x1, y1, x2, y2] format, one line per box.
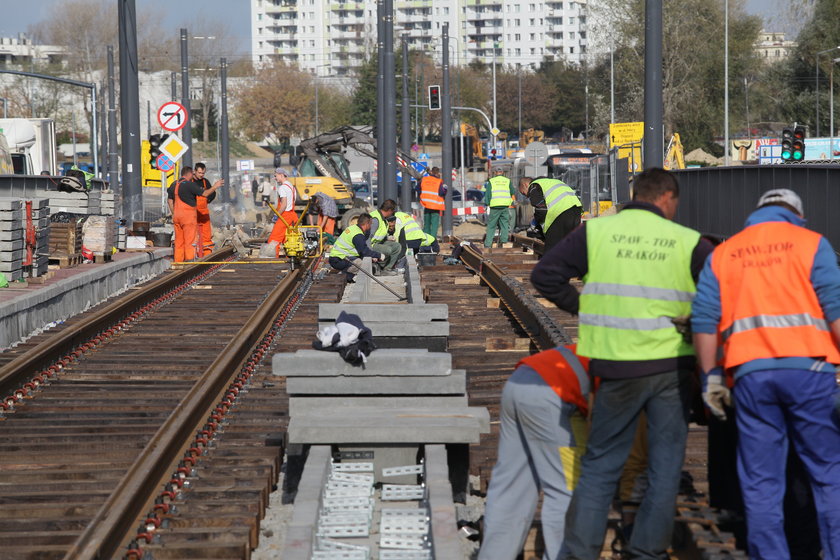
[451, 188, 485, 203]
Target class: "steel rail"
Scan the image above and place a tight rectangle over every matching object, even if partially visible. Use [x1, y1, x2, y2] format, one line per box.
[62, 257, 313, 559]
[0, 248, 235, 399]
[510, 233, 545, 256]
[453, 238, 571, 350]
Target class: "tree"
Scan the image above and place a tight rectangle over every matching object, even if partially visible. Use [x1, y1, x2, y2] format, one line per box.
[585, 0, 763, 152]
[234, 62, 315, 142]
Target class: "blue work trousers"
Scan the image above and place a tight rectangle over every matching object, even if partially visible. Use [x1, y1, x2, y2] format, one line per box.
[562, 370, 692, 560]
[734, 369, 840, 560]
[479, 366, 585, 560]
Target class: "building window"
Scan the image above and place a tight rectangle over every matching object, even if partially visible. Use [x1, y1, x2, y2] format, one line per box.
[515, 33, 521, 40]
[570, 31, 575, 39]
[569, 17, 575, 24]
[444, 6, 449, 13]
[570, 46, 574, 53]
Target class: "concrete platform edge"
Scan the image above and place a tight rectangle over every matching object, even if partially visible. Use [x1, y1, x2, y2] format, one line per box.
[0, 249, 172, 349]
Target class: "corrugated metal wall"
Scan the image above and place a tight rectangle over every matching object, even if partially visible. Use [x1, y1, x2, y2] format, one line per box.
[673, 165, 840, 248]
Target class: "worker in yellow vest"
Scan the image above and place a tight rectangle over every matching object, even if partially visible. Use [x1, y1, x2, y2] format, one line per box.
[483, 168, 516, 248]
[532, 168, 714, 559]
[519, 176, 583, 252]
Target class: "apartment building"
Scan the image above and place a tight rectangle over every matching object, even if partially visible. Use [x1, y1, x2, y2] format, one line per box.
[0, 34, 66, 69]
[251, 0, 588, 76]
[754, 30, 796, 64]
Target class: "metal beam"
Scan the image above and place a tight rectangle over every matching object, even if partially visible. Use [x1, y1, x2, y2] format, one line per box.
[643, 0, 663, 168]
[441, 24, 453, 236]
[119, 0, 141, 223]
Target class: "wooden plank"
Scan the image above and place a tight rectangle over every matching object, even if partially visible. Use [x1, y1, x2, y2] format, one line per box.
[485, 337, 532, 352]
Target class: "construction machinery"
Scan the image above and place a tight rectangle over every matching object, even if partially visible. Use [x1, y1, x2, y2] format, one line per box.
[460, 123, 486, 166]
[520, 128, 545, 149]
[267, 199, 323, 269]
[290, 126, 426, 228]
[664, 133, 686, 170]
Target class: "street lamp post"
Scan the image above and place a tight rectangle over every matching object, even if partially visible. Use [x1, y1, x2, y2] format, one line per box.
[724, 0, 729, 166]
[831, 57, 840, 160]
[492, 41, 498, 151]
[313, 64, 330, 136]
[816, 46, 840, 136]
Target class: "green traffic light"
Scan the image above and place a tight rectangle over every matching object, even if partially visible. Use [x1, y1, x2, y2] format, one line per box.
[781, 149, 792, 159]
[793, 151, 804, 161]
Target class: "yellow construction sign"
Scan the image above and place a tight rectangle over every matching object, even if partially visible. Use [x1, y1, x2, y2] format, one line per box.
[609, 122, 644, 171]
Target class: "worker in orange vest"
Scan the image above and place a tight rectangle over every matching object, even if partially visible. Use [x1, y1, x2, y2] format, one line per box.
[193, 162, 224, 257]
[479, 345, 593, 560]
[692, 189, 840, 559]
[267, 167, 299, 256]
[166, 166, 223, 263]
[419, 166, 446, 237]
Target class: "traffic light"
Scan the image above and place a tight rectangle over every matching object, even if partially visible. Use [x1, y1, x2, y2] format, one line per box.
[428, 85, 441, 110]
[149, 134, 163, 169]
[792, 126, 806, 161]
[780, 128, 793, 162]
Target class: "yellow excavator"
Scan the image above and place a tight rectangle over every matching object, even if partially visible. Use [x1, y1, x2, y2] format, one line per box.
[663, 133, 685, 170]
[290, 126, 426, 229]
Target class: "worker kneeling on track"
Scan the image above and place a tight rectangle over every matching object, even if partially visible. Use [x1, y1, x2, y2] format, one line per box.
[479, 345, 592, 560]
[328, 213, 386, 283]
[692, 188, 840, 560]
[368, 199, 403, 276]
[394, 210, 440, 261]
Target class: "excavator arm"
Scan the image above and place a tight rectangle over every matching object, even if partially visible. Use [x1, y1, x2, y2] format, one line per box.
[297, 125, 426, 183]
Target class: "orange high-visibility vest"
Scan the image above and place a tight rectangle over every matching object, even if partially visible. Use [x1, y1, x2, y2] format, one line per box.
[517, 345, 592, 416]
[419, 175, 444, 210]
[711, 221, 840, 370]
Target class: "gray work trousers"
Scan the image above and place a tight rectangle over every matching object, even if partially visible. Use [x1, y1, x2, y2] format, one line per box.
[479, 365, 586, 560]
[372, 241, 401, 270]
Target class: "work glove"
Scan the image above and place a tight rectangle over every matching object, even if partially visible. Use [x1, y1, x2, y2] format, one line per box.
[702, 367, 731, 422]
[380, 253, 387, 261]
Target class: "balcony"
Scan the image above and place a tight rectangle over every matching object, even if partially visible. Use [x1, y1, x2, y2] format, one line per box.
[265, 1, 298, 14]
[330, 2, 364, 11]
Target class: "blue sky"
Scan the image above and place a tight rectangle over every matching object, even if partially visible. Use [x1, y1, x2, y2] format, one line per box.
[0, 0, 790, 57]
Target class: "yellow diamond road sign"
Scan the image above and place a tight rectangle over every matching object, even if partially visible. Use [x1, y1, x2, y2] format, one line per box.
[491, 127, 500, 136]
[160, 134, 189, 162]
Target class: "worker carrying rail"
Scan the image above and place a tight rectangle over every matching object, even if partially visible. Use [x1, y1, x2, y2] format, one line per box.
[531, 168, 713, 560]
[691, 188, 840, 559]
[328, 213, 385, 283]
[479, 345, 592, 560]
[167, 166, 224, 263]
[519, 176, 583, 252]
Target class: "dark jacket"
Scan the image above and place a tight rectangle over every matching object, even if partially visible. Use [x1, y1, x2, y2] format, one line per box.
[531, 201, 714, 379]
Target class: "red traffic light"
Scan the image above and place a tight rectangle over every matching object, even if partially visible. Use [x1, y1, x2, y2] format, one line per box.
[428, 85, 441, 110]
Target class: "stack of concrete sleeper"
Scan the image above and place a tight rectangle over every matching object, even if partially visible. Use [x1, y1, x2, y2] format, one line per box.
[0, 199, 24, 282]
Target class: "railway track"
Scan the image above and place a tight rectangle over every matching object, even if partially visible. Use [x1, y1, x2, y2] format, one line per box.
[0, 248, 321, 559]
[0, 230, 743, 559]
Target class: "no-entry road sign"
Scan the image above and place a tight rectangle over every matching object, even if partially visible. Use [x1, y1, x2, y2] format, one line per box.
[157, 102, 188, 132]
